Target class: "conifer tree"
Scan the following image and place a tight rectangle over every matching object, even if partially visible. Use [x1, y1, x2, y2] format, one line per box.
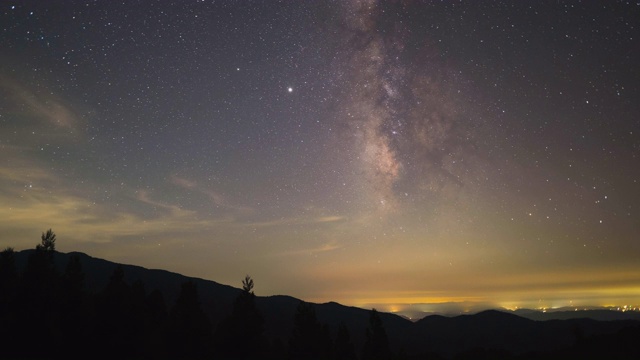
[37, 228, 56, 252]
[16, 231, 61, 357]
[0, 247, 17, 305]
[0, 248, 18, 347]
[289, 301, 332, 360]
[59, 254, 89, 357]
[362, 309, 392, 360]
[335, 322, 357, 360]
[168, 281, 212, 359]
[216, 275, 265, 359]
[94, 265, 137, 357]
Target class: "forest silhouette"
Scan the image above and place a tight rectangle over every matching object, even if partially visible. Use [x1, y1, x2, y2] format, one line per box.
[2, 230, 640, 359]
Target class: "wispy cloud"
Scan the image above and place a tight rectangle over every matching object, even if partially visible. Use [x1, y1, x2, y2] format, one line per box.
[0, 165, 230, 249]
[170, 175, 254, 215]
[0, 161, 57, 185]
[246, 214, 347, 228]
[273, 239, 344, 257]
[0, 76, 82, 133]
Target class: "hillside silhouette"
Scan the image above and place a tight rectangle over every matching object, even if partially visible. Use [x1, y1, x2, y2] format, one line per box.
[2, 238, 640, 359]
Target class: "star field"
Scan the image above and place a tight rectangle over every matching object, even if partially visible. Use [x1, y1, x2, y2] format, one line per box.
[1, 1, 639, 312]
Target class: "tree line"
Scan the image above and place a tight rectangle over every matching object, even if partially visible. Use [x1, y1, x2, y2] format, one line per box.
[0, 230, 399, 359]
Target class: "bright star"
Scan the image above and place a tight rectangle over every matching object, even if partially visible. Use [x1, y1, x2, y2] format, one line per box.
[288, 87, 293, 93]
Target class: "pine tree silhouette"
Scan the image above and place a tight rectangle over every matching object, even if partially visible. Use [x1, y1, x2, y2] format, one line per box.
[93, 265, 138, 357]
[335, 322, 357, 360]
[0, 248, 19, 351]
[37, 228, 56, 252]
[167, 281, 212, 359]
[362, 309, 392, 360]
[59, 254, 89, 357]
[216, 275, 265, 359]
[289, 301, 333, 360]
[145, 288, 169, 358]
[0, 247, 17, 306]
[17, 237, 61, 357]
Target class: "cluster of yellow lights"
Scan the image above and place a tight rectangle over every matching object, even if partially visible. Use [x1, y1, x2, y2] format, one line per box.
[371, 302, 640, 316]
[536, 305, 640, 313]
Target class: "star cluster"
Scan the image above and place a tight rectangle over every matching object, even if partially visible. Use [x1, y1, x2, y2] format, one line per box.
[1, 1, 639, 311]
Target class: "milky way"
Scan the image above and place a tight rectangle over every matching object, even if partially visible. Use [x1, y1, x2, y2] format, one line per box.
[1, 1, 639, 312]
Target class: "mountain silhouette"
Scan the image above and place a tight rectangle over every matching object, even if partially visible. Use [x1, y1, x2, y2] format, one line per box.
[513, 308, 640, 321]
[10, 250, 640, 359]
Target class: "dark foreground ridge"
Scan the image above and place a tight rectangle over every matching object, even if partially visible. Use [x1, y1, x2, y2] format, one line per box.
[2, 248, 640, 359]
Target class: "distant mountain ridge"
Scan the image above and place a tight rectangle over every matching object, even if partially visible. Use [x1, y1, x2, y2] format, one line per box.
[12, 250, 640, 358]
[400, 307, 640, 323]
[511, 308, 640, 321]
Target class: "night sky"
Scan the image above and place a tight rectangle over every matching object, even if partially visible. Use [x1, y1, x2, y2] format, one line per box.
[1, 1, 639, 314]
